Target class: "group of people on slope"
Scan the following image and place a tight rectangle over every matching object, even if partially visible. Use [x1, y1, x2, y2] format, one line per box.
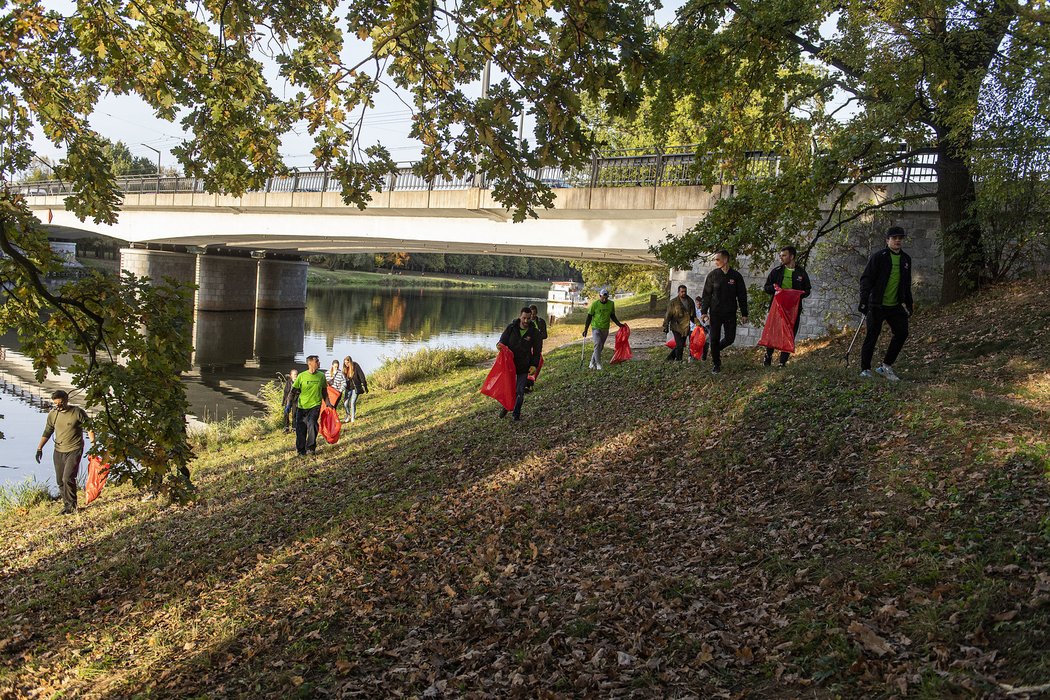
[498, 225, 914, 422]
[281, 354, 369, 457]
[659, 227, 913, 378]
[661, 246, 813, 373]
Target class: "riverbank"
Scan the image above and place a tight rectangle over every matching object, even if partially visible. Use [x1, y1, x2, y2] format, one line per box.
[1, 281, 1047, 697]
[306, 266, 554, 292]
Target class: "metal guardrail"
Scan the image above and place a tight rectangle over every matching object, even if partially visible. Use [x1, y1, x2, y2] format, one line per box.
[11, 146, 940, 197]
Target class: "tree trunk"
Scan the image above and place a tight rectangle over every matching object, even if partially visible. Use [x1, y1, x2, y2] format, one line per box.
[937, 149, 983, 303]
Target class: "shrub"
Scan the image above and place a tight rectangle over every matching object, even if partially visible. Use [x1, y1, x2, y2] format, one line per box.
[0, 477, 52, 514]
[371, 346, 494, 390]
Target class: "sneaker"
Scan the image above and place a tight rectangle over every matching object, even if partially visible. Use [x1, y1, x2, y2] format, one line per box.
[777, 362, 786, 369]
[875, 364, 900, 381]
[711, 366, 721, 375]
[512, 414, 521, 421]
[859, 369, 874, 378]
[499, 408, 508, 419]
[763, 355, 772, 367]
[595, 362, 603, 371]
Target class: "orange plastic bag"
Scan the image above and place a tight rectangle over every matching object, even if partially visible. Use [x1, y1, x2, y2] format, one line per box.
[689, 325, 707, 360]
[759, 288, 805, 353]
[611, 323, 632, 363]
[85, 455, 110, 504]
[480, 345, 517, 411]
[319, 386, 342, 444]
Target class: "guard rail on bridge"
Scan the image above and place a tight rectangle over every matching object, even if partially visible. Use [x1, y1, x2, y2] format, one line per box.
[13, 146, 938, 197]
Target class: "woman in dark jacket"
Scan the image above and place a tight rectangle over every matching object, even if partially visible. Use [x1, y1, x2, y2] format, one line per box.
[341, 355, 369, 423]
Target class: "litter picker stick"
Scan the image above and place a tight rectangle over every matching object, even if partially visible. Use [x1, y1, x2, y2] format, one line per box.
[844, 313, 865, 366]
[580, 333, 590, 368]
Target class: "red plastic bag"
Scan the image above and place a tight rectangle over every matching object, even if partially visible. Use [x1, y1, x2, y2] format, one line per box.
[611, 324, 632, 363]
[759, 288, 805, 353]
[319, 386, 342, 444]
[481, 345, 517, 411]
[85, 456, 110, 504]
[689, 325, 707, 360]
[527, 354, 545, 382]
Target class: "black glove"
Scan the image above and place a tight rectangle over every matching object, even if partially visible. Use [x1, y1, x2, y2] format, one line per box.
[858, 302, 868, 315]
[582, 328, 589, 337]
[35, 449, 43, 464]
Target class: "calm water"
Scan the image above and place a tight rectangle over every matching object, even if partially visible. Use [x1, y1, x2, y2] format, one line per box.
[0, 286, 546, 489]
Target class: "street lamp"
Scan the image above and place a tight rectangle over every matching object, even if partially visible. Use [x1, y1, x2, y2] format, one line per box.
[141, 144, 161, 174]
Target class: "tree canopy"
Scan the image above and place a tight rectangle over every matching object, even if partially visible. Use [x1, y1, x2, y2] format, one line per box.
[647, 0, 1050, 301]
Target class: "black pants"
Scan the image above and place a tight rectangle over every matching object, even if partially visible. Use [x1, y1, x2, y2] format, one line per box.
[861, 306, 910, 371]
[765, 313, 803, 366]
[513, 373, 528, 418]
[667, 329, 688, 361]
[708, 314, 737, 369]
[295, 405, 321, 455]
[54, 449, 82, 511]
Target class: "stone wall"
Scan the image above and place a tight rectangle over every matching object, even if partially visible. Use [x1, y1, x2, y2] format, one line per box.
[256, 259, 308, 310]
[194, 255, 259, 313]
[119, 249, 197, 287]
[671, 209, 945, 346]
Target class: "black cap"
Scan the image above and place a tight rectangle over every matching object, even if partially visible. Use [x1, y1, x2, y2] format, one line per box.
[886, 226, 907, 238]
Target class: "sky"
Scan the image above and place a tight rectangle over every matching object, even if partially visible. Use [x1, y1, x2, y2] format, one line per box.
[30, 1, 686, 175]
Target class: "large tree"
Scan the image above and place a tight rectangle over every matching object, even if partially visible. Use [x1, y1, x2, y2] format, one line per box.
[0, 0, 656, 498]
[649, 0, 1049, 302]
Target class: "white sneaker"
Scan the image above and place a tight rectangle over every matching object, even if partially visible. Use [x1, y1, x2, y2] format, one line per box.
[859, 369, 874, 378]
[875, 364, 900, 381]
[595, 362, 603, 371]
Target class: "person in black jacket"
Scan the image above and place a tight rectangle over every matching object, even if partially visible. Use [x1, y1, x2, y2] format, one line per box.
[497, 307, 542, 420]
[762, 245, 813, 367]
[700, 250, 749, 374]
[526, 305, 548, 390]
[858, 226, 913, 381]
[281, 369, 299, 433]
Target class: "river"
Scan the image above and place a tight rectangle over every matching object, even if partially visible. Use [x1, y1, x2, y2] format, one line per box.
[0, 285, 549, 490]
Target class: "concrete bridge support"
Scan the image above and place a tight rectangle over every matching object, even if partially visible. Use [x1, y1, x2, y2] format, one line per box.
[119, 248, 197, 288]
[255, 259, 308, 362]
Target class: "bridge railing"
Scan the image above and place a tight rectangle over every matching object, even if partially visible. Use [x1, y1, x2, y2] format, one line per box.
[11, 146, 941, 197]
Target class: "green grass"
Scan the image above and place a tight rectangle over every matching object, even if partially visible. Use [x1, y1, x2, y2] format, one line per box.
[0, 477, 51, 514]
[370, 345, 494, 390]
[305, 266, 552, 292]
[0, 279, 1047, 697]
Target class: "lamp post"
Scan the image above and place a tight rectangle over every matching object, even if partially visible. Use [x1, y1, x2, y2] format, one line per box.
[141, 144, 161, 193]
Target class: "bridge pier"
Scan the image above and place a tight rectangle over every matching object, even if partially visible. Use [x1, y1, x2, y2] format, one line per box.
[118, 248, 197, 288]
[255, 259, 308, 362]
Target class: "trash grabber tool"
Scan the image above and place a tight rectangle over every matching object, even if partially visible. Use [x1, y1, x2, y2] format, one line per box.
[580, 333, 589, 368]
[844, 313, 865, 366]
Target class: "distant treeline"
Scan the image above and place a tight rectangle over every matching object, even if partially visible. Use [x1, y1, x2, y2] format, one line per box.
[310, 253, 583, 281]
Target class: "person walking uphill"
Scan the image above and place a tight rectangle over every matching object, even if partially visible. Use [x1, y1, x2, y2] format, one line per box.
[762, 245, 812, 367]
[582, 288, 623, 370]
[663, 285, 698, 361]
[526, 304, 548, 390]
[858, 226, 914, 381]
[36, 390, 94, 515]
[292, 355, 334, 456]
[341, 355, 368, 424]
[498, 307, 542, 420]
[700, 250, 749, 375]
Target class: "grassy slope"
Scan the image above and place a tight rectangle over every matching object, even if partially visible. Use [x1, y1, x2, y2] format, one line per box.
[306, 266, 552, 292]
[1, 281, 1047, 698]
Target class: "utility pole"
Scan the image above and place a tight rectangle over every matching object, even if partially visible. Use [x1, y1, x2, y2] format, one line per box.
[473, 60, 492, 189]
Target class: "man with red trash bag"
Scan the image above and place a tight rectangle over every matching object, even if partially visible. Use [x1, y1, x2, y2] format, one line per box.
[700, 250, 749, 375]
[858, 226, 914, 381]
[663, 284, 699, 362]
[35, 390, 94, 515]
[291, 355, 335, 457]
[762, 245, 812, 367]
[497, 307, 542, 421]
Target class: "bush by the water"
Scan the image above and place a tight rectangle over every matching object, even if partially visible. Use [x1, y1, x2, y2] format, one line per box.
[371, 346, 494, 390]
[0, 478, 51, 514]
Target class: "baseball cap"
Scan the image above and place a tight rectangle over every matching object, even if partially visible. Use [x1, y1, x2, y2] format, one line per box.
[886, 226, 907, 238]
[599, 287, 609, 296]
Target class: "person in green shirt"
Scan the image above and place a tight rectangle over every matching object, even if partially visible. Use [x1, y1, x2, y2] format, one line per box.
[291, 355, 334, 456]
[36, 390, 94, 515]
[761, 245, 813, 367]
[858, 226, 914, 380]
[581, 288, 623, 370]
